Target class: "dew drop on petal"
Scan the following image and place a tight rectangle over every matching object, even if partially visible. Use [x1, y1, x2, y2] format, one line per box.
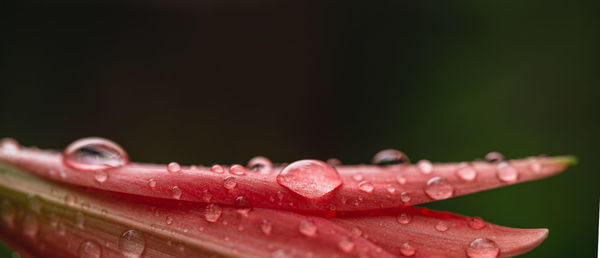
[171, 186, 182, 200]
[456, 165, 477, 181]
[147, 179, 157, 189]
[201, 190, 212, 202]
[0, 138, 20, 155]
[468, 217, 486, 230]
[397, 213, 411, 224]
[63, 137, 129, 171]
[298, 220, 317, 237]
[338, 238, 355, 253]
[372, 149, 410, 165]
[417, 160, 433, 174]
[435, 222, 449, 232]
[78, 240, 102, 258]
[261, 219, 273, 235]
[466, 238, 499, 258]
[167, 162, 181, 173]
[485, 152, 504, 163]
[425, 177, 454, 200]
[119, 229, 145, 258]
[210, 164, 225, 174]
[277, 160, 342, 199]
[400, 242, 416, 257]
[358, 181, 374, 193]
[204, 204, 222, 223]
[248, 156, 273, 173]
[386, 184, 397, 194]
[397, 175, 407, 185]
[326, 158, 342, 166]
[93, 170, 108, 183]
[352, 174, 364, 182]
[165, 216, 173, 225]
[400, 192, 411, 203]
[497, 162, 518, 182]
[223, 176, 237, 190]
[229, 164, 246, 175]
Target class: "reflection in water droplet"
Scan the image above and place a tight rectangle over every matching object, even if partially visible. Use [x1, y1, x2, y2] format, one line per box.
[425, 177, 454, 200]
[119, 229, 146, 258]
[372, 149, 410, 165]
[210, 164, 225, 174]
[261, 219, 272, 235]
[468, 217, 486, 230]
[78, 240, 102, 258]
[229, 164, 247, 175]
[400, 242, 416, 257]
[466, 238, 499, 258]
[358, 181, 374, 193]
[171, 186, 182, 200]
[456, 165, 477, 181]
[276, 160, 342, 199]
[0, 138, 20, 155]
[94, 170, 108, 183]
[223, 176, 237, 190]
[338, 238, 355, 253]
[167, 162, 181, 173]
[397, 213, 411, 224]
[248, 156, 273, 173]
[417, 160, 433, 174]
[400, 192, 411, 203]
[485, 152, 504, 163]
[204, 204, 223, 223]
[497, 162, 518, 182]
[298, 220, 317, 237]
[435, 222, 449, 232]
[63, 137, 129, 171]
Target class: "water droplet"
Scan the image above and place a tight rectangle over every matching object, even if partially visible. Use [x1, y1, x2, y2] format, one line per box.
[78, 240, 102, 258]
[497, 162, 518, 182]
[210, 164, 225, 174]
[372, 149, 410, 165]
[22, 212, 40, 240]
[485, 152, 504, 163]
[204, 204, 222, 223]
[358, 181, 374, 193]
[261, 219, 272, 235]
[223, 176, 237, 190]
[201, 190, 212, 202]
[298, 220, 317, 237]
[435, 222, 449, 232]
[229, 164, 247, 175]
[456, 165, 477, 181]
[118, 229, 146, 258]
[75, 211, 85, 229]
[167, 162, 181, 173]
[468, 217, 486, 230]
[397, 175, 407, 184]
[171, 186, 182, 200]
[0, 138, 20, 155]
[386, 184, 397, 194]
[326, 158, 342, 166]
[417, 160, 433, 174]
[0, 200, 16, 228]
[338, 238, 355, 253]
[400, 192, 411, 203]
[63, 137, 129, 171]
[399, 242, 416, 257]
[248, 156, 273, 173]
[397, 213, 411, 224]
[276, 160, 342, 199]
[466, 238, 499, 258]
[165, 216, 173, 225]
[529, 158, 542, 173]
[425, 177, 454, 200]
[93, 170, 108, 183]
[147, 179, 157, 189]
[352, 174, 364, 181]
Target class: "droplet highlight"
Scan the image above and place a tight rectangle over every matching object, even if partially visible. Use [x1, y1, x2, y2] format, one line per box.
[78, 240, 102, 258]
[400, 192, 411, 203]
[223, 176, 237, 190]
[276, 160, 342, 199]
[298, 220, 317, 237]
[204, 204, 222, 223]
[0, 138, 20, 155]
[358, 181, 374, 193]
[399, 242, 416, 257]
[119, 229, 146, 258]
[94, 170, 108, 183]
[248, 156, 273, 173]
[435, 221, 449, 232]
[210, 164, 225, 174]
[397, 213, 412, 224]
[468, 217, 486, 230]
[456, 165, 477, 181]
[338, 238, 355, 253]
[63, 137, 129, 171]
[425, 177, 454, 200]
[466, 238, 499, 258]
[261, 219, 273, 235]
[485, 152, 504, 163]
[417, 160, 433, 174]
[372, 149, 410, 165]
[229, 164, 247, 175]
[497, 162, 518, 182]
[167, 162, 181, 173]
[171, 186, 182, 200]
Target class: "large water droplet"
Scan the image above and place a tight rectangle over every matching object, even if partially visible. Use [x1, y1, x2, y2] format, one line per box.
[358, 181, 374, 193]
[417, 160, 433, 174]
[397, 213, 412, 224]
[210, 164, 225, 174]
[435, 221, 449, 232]
[468, 217, 486, 230]
[497, 162, 518, 182]
[372, 149, 410, 165]
[456, 165, 477, 181]
[0, 138, 20, 155]
[248, 156, 273, 173]
[63, 137, 129, 171]
[78, 240, 102, 258]
[400, 242, 416, 257]
[223, 176, 237, 190]
[204, 204, 222, 223]
[338, 238, 354, 253]
[276, 160, 342, 199]
[119, 229, 146, 258]
[167, 162, 181, 173]
[171, 186, 182, 200]
[94, 170, 108, 183]
[466, 238, 499, 258]
[425, 177, 454, 200]
[485, 152, 504, 163]
[261, 219, 272, 235]
[298, 220, 317, 237]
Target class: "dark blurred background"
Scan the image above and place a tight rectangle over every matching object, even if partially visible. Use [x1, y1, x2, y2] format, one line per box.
[1, 0, 599, 257]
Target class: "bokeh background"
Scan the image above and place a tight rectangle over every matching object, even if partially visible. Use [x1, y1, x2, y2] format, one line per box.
[1, 0, 599, 257]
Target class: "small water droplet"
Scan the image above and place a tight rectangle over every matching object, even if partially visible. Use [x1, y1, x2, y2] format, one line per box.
[338, 238, 355, 253]
[229, 164, 247, 175]
[298, 220, 317, 237]
[118, 229, 145, 258]
[78, 240, 102, 258]
[372, 149, 410, 165]
[352, 174, 364, 181]
[261, 219, 272, 235]
[397, 213, 411, 224]
[210, 164, 225, 174]
[277, 160, 342, 199]
[417, 160, 433, 174]
[399, 242, 416, 257]
[171, 186, 182, 199]
[147, 179, 157, 189]
[397, 175, 407, 185]
[0, 138, 20, 155]
[468, 217, 486, 230]
[497, 162, 518, 182]
[485, 152, 504, 163]
[456, 165, 477, 181]
[425, 177, 454, 200]
[466, 238, 499, 258]
[204, 204, 222, 223]
[22, 212, 40, 240]
[75, 211, 85, 229]
[248, 156, 273, 173]
[201, 190, 212, 202]
[223, 176, 237, 190]
[435, 222, 449, 232]
[167, 162, 181, 173]
[94, 170, 108, 183]
[400, 192, 411, 203]
[386, 184, 397, 194]
[63, 137, 129, 171]
[358, 181, 374, 193]
[165, 216, 173, 225]
[326, 158, 342, 166]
